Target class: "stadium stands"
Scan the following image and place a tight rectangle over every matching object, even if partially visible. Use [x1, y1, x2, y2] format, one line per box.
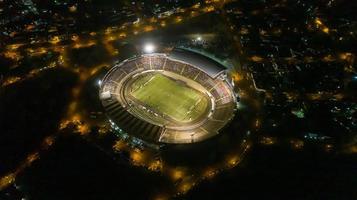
[100, 50, 237, 144]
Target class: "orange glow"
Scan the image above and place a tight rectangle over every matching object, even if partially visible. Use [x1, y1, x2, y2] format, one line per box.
[90, 66, 103, 75]
[68, 101, 78, 114]
[10, 31, 17, 37]
[178, 182, 192, 193]
[29, 69, 39, 76]
[71, 114, 81, 122]
[153, 194, 169, 200]
[43, 136, 55, 147]
[260, 136, 276, 145]
[175, 16, 183, 23]
[130, 151, 143, 164]
[73, 43, 81, 49]
[26, 152, 39, 163]
[113, 140, 126, 152]
[79, 71, 90, 81]
[144, 25, 154, 32]
[6, 43, 24, 50]
[28, 47, 47, 56]
[71, 87, 81, 97]
[322, 54, 335, 62]
[192, 3, 201, 9]
[119, 32, 127, 38]
[3, 51, 20, 60]
[204, 6, 215, 12]
[315, 18, 323, 25]
[232, 72, 243, 82]
[2, 76, 21, 87]
[339, 52, 353, 60]
[105, 27, 113, 35]
[50, 36, 61, 44]
[98, 126, 109, 136]
[226, 156, 240, 167]
[190, 11, 198, 17]
[106, 35, 116, 41]
[71, 34, 79, 41]
[250, 55, 264, 62]
[148, 160, 162, 171]
[73, 40, 96, 49]
[53, 46, 65, 53]
[171, 168, 185, 180]
[322, 27, 329, 34]
[78, 123, 90, 135]
[314, 18, 330, 34]
[202, 167, 216, 179]
[0, 173, 15, 190]
[149, 17, 157, 23]
[59, 120, 70, 130]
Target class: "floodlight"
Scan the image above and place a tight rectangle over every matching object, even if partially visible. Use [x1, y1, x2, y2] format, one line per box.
[143, 43, 155, 53]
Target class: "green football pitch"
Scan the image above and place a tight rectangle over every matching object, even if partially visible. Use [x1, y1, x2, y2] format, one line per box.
[129, 73, 208, 123]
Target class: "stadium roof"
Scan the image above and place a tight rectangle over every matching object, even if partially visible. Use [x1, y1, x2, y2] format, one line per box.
[168, 48, 226, 78]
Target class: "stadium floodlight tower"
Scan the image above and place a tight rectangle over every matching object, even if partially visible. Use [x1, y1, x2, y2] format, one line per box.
[99, 47, 238, 148]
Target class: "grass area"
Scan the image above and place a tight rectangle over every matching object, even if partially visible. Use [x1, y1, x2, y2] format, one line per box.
[130, 73, 208, 123]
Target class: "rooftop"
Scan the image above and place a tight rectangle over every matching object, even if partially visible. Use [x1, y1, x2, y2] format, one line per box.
[168, 48, 227, 78]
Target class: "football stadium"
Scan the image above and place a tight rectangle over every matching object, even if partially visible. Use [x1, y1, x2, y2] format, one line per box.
[99, 48, 238, 144]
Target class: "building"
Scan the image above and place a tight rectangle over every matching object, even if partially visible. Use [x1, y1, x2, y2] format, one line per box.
[99, 48, 238, 145]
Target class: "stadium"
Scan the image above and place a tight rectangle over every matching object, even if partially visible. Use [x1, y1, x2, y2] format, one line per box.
[99, 48, 237, 144]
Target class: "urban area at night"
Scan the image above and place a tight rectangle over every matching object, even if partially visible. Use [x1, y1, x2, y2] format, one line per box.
[0, 0, 356, 199]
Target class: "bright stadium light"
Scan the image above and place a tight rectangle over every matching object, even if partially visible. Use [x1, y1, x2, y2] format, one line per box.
[197, 36, 202, 41]
[143, 43, 155, 53]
